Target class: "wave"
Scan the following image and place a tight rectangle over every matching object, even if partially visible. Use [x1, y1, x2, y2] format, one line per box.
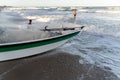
[78, 9, 120, 14]
[84, 25, 120, 37]
[4, 6, 120, 14]
[60, 25, 120, 78]
[25, 15, 64, 22]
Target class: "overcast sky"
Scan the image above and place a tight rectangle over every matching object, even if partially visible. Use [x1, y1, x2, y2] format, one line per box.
[0, 0, 120, 6]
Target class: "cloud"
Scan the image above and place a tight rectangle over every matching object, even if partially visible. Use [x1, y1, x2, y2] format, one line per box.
[0, 0, 120, 6]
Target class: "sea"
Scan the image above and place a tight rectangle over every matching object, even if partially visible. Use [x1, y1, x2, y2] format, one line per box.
[0, 6, 120, 80]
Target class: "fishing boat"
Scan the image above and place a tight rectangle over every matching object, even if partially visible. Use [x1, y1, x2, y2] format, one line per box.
[0, 26, 84, 61]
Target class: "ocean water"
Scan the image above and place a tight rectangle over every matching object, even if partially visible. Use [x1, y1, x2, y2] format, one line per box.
[0, 7, 120, 79]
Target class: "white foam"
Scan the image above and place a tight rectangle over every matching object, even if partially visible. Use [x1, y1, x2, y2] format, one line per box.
[61, 25, 120, 78]
[24, 15, 64, 22]
[0, 27, 51, 43]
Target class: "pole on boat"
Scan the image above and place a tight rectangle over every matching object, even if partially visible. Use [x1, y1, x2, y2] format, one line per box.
[42, 26, 85, 31]
[80, 26, 85, 29]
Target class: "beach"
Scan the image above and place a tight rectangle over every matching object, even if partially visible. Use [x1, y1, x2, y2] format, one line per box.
[0, 51, 119, 80]
[0, 7, 120, 80]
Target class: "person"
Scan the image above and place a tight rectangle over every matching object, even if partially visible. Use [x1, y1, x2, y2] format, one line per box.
[27, 19, 32, 29]
[28, 19, 32, 25]
[73, 9, 77, 19]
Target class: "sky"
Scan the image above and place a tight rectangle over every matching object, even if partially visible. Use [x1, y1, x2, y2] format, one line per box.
[0, 0, 120, 6]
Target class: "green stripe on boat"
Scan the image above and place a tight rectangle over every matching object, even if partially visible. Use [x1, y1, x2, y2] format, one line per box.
[0, 31, 79, 52]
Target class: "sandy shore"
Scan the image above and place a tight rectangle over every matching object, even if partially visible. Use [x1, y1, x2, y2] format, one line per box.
[0, 51, 119, 80]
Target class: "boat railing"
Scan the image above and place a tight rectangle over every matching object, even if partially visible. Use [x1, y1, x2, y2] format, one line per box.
[42, 25, 85, 31]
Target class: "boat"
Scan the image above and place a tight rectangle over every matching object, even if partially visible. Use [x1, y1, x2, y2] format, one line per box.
[0, 26, 84, 61]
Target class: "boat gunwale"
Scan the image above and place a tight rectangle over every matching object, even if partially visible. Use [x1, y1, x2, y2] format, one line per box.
[0, 30, 80, 47]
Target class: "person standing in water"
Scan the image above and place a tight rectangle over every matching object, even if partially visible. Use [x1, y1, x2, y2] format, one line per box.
[27, 19, 32, 29]
[73, 9, 77, 19]
[28, 19, 32, 25]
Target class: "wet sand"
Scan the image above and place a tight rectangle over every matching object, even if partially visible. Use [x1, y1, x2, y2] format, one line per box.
[0, 51, 119, 80]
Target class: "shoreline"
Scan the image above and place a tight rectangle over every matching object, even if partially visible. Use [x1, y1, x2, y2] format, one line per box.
[0, 51, 118, 80]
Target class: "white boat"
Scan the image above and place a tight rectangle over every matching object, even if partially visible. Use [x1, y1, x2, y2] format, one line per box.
[0, 26, 84, 61]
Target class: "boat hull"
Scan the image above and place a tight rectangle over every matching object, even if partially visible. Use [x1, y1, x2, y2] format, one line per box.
[0, 31, 80, 61]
